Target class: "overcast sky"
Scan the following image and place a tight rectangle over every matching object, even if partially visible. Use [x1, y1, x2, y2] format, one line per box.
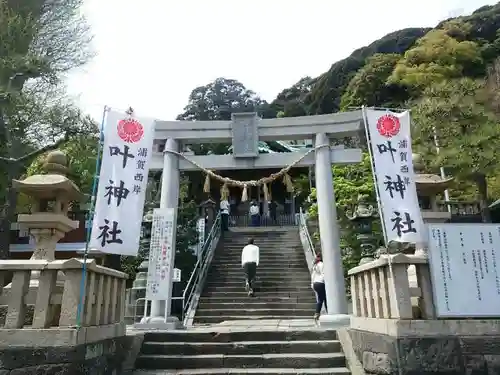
[65, 0, 495, 122]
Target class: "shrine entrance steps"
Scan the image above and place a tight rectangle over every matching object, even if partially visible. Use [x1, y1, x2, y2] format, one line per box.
[133, 326, 350, 374]
[194, 227, 317, 324]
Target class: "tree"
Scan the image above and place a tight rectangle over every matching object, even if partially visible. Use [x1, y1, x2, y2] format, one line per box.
[340, 53, 408, 110]
[270, 76, 314, 117]
[482, 56, 500, 116]
[304, 28, 428, 114]
[0, 0, 93, 258]
[176, 77, 269, 155]
[412, 77, 500, 222]
[388, 22, 483, 91]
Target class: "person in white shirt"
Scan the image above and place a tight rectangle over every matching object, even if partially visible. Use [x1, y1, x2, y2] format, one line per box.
[311, 253, 327, 320]
[249, 201, 260, 227]
[220, 198, 230, 231]
[241, 238, 260, 296]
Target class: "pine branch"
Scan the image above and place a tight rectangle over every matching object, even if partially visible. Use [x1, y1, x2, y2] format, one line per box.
[17, 136, 68, 163]
[0, 135, 68, 164]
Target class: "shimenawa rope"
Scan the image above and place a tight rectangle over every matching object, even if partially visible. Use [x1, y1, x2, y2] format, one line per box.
[164, 143, 331, 201]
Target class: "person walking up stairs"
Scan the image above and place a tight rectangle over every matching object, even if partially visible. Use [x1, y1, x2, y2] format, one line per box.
[195, 228, 317, 324]
[241, 237, 259, 297]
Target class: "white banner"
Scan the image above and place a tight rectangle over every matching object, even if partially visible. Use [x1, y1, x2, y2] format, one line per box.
[364, 109, 424, 244]
[90, 110, 155, 255]
[146, 209, 176, 300]
[427, 223, 500, 317]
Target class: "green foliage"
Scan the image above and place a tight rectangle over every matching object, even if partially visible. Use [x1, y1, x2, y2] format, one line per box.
[340, 53, 407, 110]
[0, 0, 94, 258]
[176, 77, 270, 155]
[24, 135, 98, 190]
[413, 78, 498, 178]
[304, 28, 429, 114]
[269, 76, 314, 118]
[18, 134, 98, 213]
[389, 24, 483, 90]
[412, 77, 500, 220]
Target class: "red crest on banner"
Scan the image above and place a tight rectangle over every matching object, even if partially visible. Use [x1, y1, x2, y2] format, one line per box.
[117, 118, 144, 143]
[376, 114, 401, 138]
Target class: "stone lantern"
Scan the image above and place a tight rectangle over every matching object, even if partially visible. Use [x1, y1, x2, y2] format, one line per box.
[346, 195, 379, 265]
[128, 208, 153, 323]
[12, 150, 84, 262]
[199, 198, 217, 231]
[413, 153, 454, 224]
[2, 150, 84, 321]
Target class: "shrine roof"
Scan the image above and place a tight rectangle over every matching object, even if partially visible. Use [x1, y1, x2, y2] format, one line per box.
[414, 173, 454, 193]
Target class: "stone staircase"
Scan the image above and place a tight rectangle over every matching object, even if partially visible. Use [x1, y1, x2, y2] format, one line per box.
[194, 228, 317, 324]
[134, 329, 351, 374]
[133, 227, 351, 374]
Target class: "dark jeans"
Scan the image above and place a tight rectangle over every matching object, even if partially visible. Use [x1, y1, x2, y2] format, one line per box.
[221, 213, 229, 231]
[243, 262, 257, 289]
[251, 214, 260, 226]
[313, 282, 327, 314]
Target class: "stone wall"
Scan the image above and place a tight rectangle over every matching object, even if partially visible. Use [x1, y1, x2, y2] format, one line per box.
[348, 317, 500, 375]
[0, 331, 144, 375]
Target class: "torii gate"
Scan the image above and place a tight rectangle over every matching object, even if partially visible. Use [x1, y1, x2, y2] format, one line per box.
[144, 110, 364, 328]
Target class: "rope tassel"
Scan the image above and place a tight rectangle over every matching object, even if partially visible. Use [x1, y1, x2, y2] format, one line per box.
[241, 184, 248, 202]
[203, 171, 211, 193]
[263, 183, 270, 201]
[283, 172, 294, 193]
[221, 183, 230, 200]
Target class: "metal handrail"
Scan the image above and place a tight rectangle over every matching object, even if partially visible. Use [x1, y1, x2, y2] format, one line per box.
[181, 212, 221, 324]
[299, 207, 316, 259]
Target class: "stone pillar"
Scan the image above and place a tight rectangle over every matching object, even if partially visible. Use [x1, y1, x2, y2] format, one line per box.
[146, 138, 180, 328]
[314, 133, 350, 328]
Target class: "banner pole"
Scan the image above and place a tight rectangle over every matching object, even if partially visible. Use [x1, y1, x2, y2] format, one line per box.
[362, 106, 389, 247]
[76, 105, 109, 327]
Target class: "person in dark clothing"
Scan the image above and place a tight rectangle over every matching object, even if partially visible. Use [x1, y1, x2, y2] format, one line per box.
[220, 198, 230, 231]
[249, 201, 260, 227]
[269, 200, 277, 223]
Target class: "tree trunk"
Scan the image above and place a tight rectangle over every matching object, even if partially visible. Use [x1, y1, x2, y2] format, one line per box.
[0, 161, 20, 259]
[475, 173, 492, 223]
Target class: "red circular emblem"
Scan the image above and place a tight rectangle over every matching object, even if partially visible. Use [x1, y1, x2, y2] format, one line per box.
[117, 118, 144, 143]
[376, 114, 401, 138]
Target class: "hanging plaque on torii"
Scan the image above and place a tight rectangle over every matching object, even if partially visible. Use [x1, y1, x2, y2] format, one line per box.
[231, 113, 259, 158]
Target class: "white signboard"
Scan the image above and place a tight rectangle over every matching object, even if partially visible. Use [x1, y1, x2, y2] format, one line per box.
[146, 209, 176, 300]
[173, 268, 181, 282]
[428, 223, 500, 317]
[196, 218, 205, 260]
[364, 109, 424, 244]
[90, 110, 154, 255]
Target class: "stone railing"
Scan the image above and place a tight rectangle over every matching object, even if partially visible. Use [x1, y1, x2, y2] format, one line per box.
[348, 254, 435, 319]
[0, 258, 127, 329]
